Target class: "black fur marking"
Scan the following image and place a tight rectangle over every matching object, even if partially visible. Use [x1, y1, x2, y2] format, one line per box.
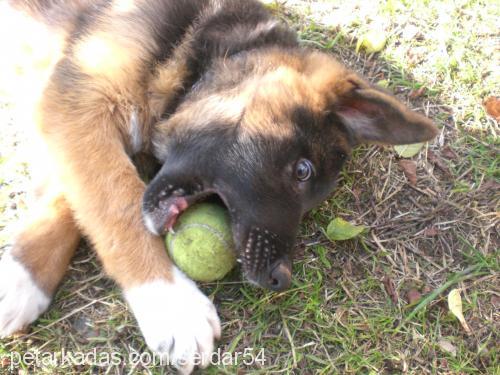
[70, 0, 112, 42]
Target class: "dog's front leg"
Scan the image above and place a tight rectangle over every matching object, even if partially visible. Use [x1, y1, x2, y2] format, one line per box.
[40, 112, 220, 374]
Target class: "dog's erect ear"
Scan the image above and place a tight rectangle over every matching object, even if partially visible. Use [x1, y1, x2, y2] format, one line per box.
[332, 74, 438, 145]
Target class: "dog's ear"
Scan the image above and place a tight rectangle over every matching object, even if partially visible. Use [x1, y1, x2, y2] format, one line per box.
[332, 74, 438, 145]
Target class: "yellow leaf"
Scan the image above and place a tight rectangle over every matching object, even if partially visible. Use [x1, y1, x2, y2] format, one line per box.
[447, 289, 471, 335]
[358, 29, 387, 53]
[394, 142, 425, 158]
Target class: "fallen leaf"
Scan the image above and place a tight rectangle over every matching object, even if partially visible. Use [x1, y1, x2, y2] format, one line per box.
[356, 29, 387, 53]
[334, 307, 348, 327]
[428, 150, 452, 176]
[438, 339, 457, 357]
[394, 142, 424, 158]
[491, 295, 500, 308]
[377, 79, 390, 88]
[352, 187, 362, 207]
[398, 159, 417, 185]
[0, 357, 10, 368]
[326, 218, 366, 241]
[423, 226, 439, 237]
[409, 86, 426, 99]
[441, 145, 458, 160]
[383, 275, 399, 304]
[448, 289, 471, 335]
[439, 358, 449, 369]
[483, 96, 500, 121]
[407, 289, 422, 304]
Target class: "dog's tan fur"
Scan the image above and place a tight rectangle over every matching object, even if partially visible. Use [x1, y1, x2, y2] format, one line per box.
[13, 4, 173, 292]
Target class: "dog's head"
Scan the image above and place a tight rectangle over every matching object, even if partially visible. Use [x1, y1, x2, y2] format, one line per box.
[143, 49, 437, 290]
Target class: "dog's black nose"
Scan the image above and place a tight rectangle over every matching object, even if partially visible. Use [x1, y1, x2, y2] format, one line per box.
[264, 259, 292, 291]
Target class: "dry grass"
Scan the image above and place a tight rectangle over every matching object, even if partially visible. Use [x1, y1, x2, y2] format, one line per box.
[1, 0, 498, 374]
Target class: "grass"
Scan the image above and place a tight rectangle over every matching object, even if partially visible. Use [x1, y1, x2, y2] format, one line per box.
[1, 0, 499, 374]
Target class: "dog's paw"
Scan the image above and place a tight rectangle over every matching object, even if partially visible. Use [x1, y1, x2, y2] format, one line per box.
[0, 252, 51, 337]
[124, 267, 221, 374]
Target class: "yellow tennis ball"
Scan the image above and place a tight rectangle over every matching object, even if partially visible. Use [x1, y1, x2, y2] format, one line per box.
[166, 202, 236, 282]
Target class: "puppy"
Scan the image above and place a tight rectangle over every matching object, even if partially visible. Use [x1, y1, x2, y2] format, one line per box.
[0, 0, 437, 373]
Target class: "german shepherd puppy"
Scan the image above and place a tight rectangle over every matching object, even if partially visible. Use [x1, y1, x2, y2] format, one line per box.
[0, 0, 437, 372]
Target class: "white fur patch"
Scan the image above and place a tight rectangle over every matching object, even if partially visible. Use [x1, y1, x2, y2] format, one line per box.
[143, 214, 159, 236]
[129, 109, 142, 154]
[0, 252, 51, 337]
[248, 20, 279, 39]
[124, 268, 221, 374]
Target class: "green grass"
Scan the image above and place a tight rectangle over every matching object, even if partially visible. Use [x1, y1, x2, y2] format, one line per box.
[1, 0, 499, 374]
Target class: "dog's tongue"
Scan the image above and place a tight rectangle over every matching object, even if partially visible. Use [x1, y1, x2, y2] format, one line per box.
[163, 197, 189, 231]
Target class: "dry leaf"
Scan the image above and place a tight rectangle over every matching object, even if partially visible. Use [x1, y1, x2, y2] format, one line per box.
[409, 86, 426, 99]
[407, 289, 422, 304]
[1, 356, 10, 368]
[383, 275, 399, 304]
[334, 307, 348, 327]
[448, 289, 471, 335]
[398, 159, 417, 185]
[438, 339, 457, 357]
[423, 226, 439, 237]
[439, 358, 449, 369]
[491, 295, 500, 308]
[428, 150, 452, 176]
[483, 96, 500, 121]
[441, 145, 458, 160]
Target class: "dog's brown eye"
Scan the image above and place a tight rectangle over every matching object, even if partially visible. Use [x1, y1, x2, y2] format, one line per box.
[296, 159, 314, 181]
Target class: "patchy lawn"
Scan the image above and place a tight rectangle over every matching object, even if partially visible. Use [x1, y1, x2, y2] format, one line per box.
[0, 0, 498, 374]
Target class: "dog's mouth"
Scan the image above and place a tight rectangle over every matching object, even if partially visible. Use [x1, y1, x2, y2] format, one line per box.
[143, 183, 232, 236]
[156, 195, 189, 232]
[143, 181, 294, 291]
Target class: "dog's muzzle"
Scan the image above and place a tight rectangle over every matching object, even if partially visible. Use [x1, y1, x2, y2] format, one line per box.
[242, 226, 292, 291]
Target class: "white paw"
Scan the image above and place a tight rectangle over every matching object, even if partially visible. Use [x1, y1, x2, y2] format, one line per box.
[0, 252, 51, 337]
[124, 267, 221, 374]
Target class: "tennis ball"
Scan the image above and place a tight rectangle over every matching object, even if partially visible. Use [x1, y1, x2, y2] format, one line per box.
[166, 202, 236, 282]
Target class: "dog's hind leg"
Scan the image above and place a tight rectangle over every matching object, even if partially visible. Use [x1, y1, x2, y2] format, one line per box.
[0, 178, 80, 337]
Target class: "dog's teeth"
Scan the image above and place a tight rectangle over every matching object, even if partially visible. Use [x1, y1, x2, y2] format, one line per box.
[173, 188, 185, 196]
